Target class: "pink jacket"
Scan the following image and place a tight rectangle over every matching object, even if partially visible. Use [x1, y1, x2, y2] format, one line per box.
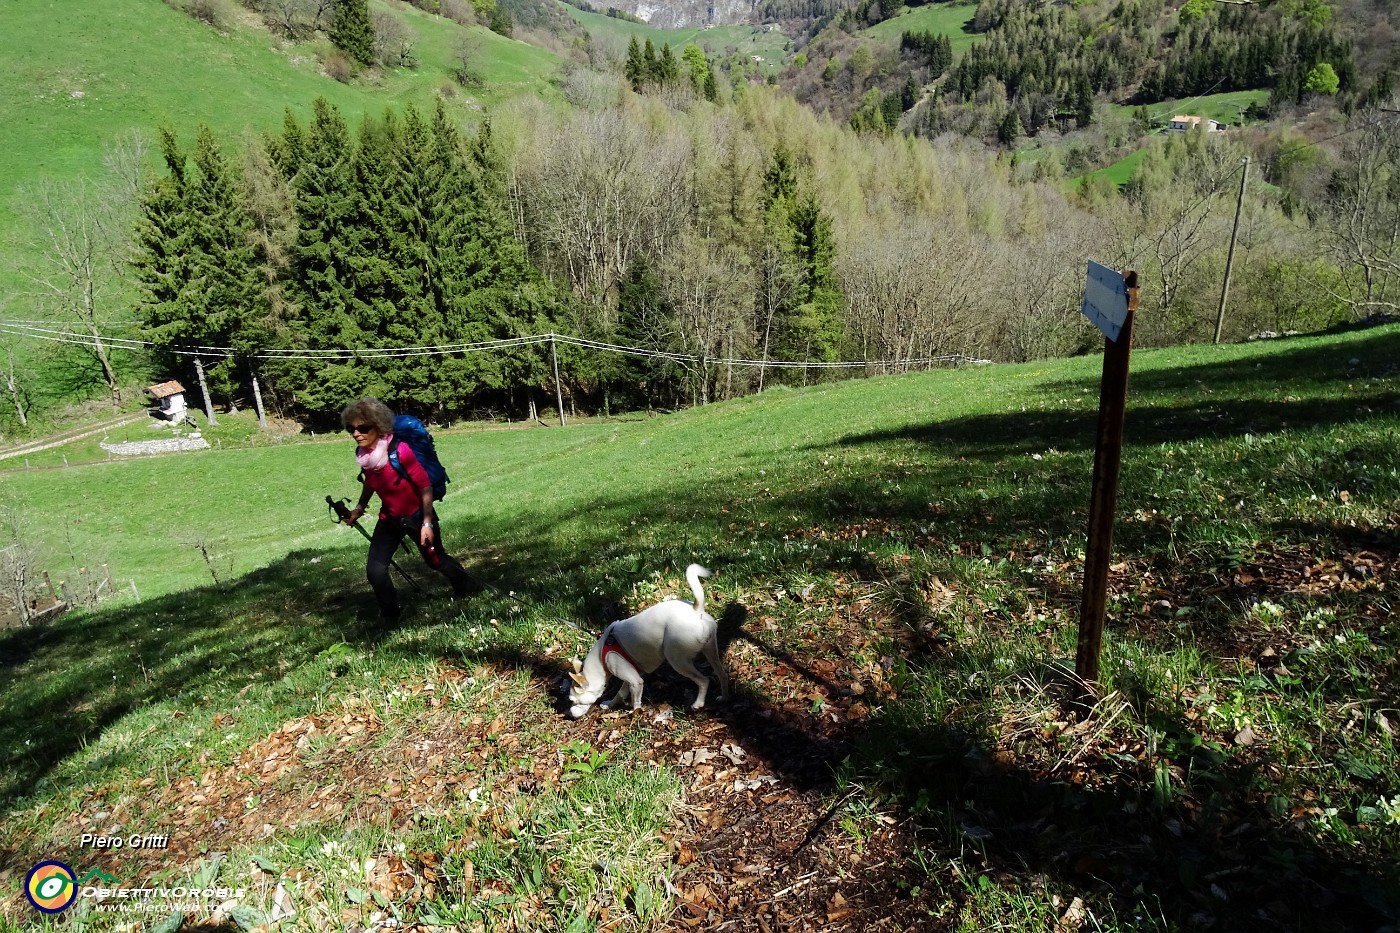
[361, 438, 430, 519]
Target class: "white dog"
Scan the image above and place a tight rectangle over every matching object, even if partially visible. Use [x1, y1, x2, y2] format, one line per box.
[567, 564, 730, 719]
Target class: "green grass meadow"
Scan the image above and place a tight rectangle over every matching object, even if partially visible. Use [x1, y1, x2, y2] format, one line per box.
[1109, 89, 1271, 128]
[0, 0, 562, 298]
[860, 2, 982, 57]
[561, 6, 792, 75]
[1068, 90, 1269, 190]
[1, 323, 1398, 929]
[1072, 146, 1151, 189]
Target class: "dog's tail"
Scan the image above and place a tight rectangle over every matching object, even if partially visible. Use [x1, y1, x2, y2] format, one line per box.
[686, 563, 711, 615]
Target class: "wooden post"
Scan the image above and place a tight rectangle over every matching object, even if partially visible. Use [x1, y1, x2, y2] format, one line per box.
[1075, 271, 1139, 693]
[550, 335, 566, 428]
[1213, 157, 1250, 345]
[251, 371, 268, 429]
[194, 357, 218, 426]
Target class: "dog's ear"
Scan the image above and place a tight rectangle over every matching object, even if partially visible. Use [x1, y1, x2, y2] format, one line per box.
[571, 658, 583, 673]
[568, 671, 588, 687]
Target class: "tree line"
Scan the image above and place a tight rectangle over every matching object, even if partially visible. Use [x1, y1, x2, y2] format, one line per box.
[131, 100, 548, 421]
[943, 0, 1359, 139]
[796, 0, 1366, 145]
[125, 93, 852, 421]
[13, 77, 1397, 431]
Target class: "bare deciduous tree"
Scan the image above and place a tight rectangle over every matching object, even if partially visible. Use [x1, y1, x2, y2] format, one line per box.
[453, 34, 485, 88]
[17, 134, 147, 408]
[2, 345, 30, 428]
[1119, 133, 1246, 345]
[1318, 103, 1400, 319]
[258, 0, 316, 38]
[992, 190, 1114, 361]
[372, 11, 416, 67]
[838, 214, 987, 367]
[512, 106, 693, 322]
[439, 0, 475, 25]
[0, 508, 37, 626]
[662, 234, 756, 404]
[20, 179, 129, 406]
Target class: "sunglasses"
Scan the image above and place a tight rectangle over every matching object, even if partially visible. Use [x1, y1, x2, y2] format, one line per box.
[347, 423, 375, 435]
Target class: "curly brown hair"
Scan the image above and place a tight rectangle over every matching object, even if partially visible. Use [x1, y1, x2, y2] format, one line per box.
[340, 398, 395, 435]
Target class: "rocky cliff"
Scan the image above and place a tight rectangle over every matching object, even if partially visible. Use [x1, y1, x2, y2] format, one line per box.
[618, 0, 761, 28]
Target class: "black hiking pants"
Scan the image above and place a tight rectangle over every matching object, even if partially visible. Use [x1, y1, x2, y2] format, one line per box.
[366, 511, 482, 621]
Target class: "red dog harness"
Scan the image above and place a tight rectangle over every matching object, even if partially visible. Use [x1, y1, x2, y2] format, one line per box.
[600, 630, 641, 673]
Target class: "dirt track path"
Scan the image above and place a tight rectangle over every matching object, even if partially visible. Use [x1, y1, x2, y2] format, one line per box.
[0, 413, 145, 462]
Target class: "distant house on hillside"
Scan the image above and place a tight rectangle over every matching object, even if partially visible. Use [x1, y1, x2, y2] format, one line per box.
[1169, 114, 1227, 133]
[147, 380, 188, 422]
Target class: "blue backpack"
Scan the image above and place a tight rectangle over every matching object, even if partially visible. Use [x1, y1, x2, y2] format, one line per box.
[389, 415, 450, 501]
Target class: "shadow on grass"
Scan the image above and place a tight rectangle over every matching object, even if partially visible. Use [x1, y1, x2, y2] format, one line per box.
[855, 683, 1399, 931]
[467, 529, 1398, 931]
[4, 327, 1397, 927]
[2, 501, 1394, 930]
[0, 546, 410, 805]
[837, 393, 1397, 464]
[839, 326, 1398, 456]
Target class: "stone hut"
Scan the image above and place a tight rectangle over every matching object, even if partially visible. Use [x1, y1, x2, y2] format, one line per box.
[147, 380, 188, 422]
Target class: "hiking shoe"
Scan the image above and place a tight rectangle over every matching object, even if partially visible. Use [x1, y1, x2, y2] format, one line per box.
[453, 577, 485, 597]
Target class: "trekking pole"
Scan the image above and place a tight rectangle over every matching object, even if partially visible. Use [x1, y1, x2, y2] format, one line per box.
[326, 496, 419, 588]
[327, 496, 372, 542]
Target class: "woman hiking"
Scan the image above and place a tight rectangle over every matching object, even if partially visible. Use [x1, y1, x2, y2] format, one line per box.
[340, 398, 482, 624]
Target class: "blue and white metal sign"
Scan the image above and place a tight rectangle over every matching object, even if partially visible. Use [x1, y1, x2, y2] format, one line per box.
[1081, 260, 1129, 341]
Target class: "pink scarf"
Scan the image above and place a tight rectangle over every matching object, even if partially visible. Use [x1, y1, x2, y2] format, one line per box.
[355, 434, 392, 472]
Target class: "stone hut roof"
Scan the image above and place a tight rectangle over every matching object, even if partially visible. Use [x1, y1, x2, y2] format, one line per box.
[147, 380, 187, 400]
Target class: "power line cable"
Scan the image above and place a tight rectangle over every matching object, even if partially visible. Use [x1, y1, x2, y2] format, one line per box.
[0, 321, 991, 370]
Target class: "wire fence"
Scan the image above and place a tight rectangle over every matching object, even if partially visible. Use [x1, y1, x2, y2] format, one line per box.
[0, 320, 992, 370]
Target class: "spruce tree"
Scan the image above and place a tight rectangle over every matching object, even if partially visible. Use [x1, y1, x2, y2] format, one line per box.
[487, 4, 512, 37]
[133, 126, 269, 406]
[625, 35, 646, 91]
[1073, 74, 1094, 127]
[999, 108, 1023, 145]
[184, 125, 269, 401]
[331, 0, 374, 67]
[132, 128, 196, 377]
[643, 38, 660, 84]
[376, 102, 542, 409]
[762, 145, 798, 210]
[658, 43, 680, 85]
[275, 98, 369, 410]
[344, 110, 406, 397]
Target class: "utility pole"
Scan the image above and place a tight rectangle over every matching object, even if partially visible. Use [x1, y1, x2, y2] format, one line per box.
[193, 356, 218, 426]
[549, 335, 566, 427]
[251, 369, 268, 429]
[1214, 157, 1250, 345]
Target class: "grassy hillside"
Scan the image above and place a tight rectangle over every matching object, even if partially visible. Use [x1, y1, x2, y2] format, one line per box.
[1109, 89, 1271, 128]
[0, 0, 562, 296]
[1065, 86, 1271, 190]
[1072, 146, 1152, 189]
[860, 2, 981, 57]
[560, 5, 791, 76]
[1, 324, 1398, 930]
